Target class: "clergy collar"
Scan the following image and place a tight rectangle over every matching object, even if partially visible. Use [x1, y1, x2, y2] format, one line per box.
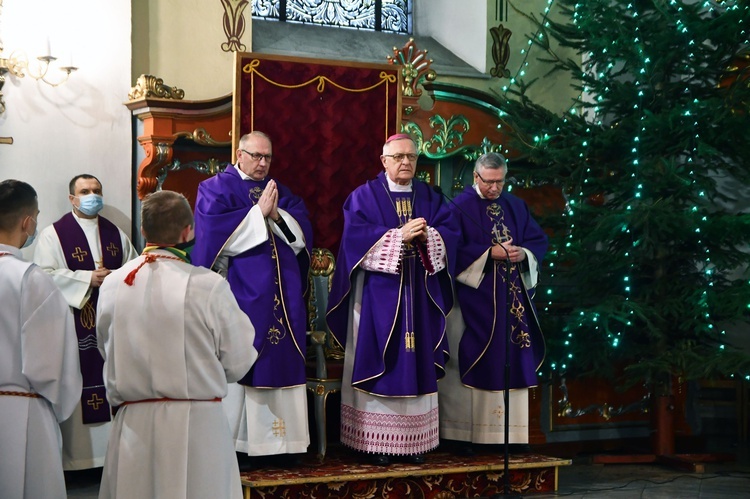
[233, 163, 265, 182]
[71, 210, 99, 225]
[385, 174, 412, 192]
[473, 183, 502, 201]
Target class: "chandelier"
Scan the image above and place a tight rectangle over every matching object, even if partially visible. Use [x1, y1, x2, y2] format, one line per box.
[0, 0, 78, 114]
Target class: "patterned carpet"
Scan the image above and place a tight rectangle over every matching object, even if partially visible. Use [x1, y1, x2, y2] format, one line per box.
[241, 448, 571, 498]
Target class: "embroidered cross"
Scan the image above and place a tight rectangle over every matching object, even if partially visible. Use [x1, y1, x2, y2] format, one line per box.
[72, 247, 88, 262]
[87, 393, 105, 410]
[493, 405, 505, 420]
[272, 418, 286, 437]
[107, 242, 120, 257]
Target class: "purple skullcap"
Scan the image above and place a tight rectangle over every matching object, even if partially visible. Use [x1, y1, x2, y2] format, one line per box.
[385, 133, 414, 144]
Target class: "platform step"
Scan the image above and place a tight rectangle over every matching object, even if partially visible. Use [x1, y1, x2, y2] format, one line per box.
[241, 449, 571, 497]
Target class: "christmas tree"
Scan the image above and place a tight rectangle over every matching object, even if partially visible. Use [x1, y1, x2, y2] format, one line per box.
[498, 0, 750, 390]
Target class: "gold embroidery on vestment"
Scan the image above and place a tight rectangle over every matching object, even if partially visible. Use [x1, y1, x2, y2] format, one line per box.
[87, 393, 105, 410]
[106, 242, 119, 257]
[272, 418, 286, 437]
[72, 247, 88, 262]
[81, 301, 96, 329]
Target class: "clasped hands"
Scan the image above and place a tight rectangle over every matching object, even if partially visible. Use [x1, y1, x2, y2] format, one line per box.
[401, 217, 428, 244]
[90, 267, 111, 288]
[491, 237, 526, 263]
[258, 179, 281, 222]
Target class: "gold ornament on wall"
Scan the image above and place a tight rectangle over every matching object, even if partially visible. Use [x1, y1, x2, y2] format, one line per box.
[128, 74, 185, 101]
[387, 38, 436, 99]
[489, 24, 512, 79]
[220, 0, 249, 53]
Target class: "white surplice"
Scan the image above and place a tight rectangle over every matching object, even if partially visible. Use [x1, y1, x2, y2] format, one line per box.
[33, 211, 138, 470]
[438, 247, 540, 444]
[96, 250, 258, 499]
[0, 244, 83, 499]
[217, 190, 310, 456]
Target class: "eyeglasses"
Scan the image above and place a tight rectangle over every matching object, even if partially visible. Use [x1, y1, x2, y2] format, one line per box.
[475, 172, 506, 187]
[383, 153, 418, 162]
[241, 149, 273, 162]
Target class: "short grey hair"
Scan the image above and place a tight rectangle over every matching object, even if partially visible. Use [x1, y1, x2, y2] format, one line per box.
[474, 152, 508, 174]
[239, 131, 272, 149]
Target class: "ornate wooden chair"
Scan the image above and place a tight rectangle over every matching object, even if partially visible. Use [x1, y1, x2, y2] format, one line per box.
[305, 248, 344, 460]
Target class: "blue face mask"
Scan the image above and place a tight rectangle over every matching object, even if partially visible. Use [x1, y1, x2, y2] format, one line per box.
[21, 217, 38, 248]
[77, 194, 104, 216]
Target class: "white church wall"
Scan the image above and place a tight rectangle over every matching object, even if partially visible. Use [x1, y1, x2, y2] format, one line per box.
[414, 0, 488, 73]
[1, 0, 133, 258]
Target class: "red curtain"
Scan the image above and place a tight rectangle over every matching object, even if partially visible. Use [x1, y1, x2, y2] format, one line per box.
[235, 54, 401, 252]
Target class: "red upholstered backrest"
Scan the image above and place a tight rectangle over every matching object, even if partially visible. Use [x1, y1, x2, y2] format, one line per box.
[234, 53, 402, 253]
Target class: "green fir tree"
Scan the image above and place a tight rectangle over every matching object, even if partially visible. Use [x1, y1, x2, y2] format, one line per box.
[498, 0, 750, 390]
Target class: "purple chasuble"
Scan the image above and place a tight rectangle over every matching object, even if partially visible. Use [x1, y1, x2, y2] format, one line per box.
[192, 165, 312, 388]
[451, 186, 548, 390]
[53, 212, 124, 423]
[327, 172, 459, 397]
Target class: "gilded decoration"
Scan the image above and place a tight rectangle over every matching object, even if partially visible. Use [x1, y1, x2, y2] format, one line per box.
[220, 0, 249, 52]
[463, 137, 505, 161]
[242, 59, 396, 93]
[556, 377, 650, 421]
[489, 24, 512, 79]
[307, 248, 344, 360]
[387, 38, 436, 115]
[403, 114, 469, 159]
[173, 127, 232, 147]
[310, 247, 335, 279]
[128, 74, 186, 101]
[242, 58, 396, 141]
[156, 158, 224, 191]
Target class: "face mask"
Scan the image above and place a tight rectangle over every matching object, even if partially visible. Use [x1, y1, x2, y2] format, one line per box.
[22, 217, 38, 249]
[77, 194, 104, 216]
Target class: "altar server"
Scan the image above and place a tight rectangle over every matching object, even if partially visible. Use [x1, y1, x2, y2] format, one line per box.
[97, 190, 257, 499]
[0, 179, 82, 499]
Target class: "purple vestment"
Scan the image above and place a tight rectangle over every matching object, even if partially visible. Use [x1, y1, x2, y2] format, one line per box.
[192, 165, 312, 388]
[452, 186, 548, 390]
[327, 172, 459, 397]
[53, 212, 123, 424]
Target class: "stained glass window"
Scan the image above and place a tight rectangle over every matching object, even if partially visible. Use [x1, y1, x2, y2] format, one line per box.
[252, 0, 412, 35]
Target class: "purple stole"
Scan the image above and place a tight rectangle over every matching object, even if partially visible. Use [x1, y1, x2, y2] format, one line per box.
[53, 212, 123, 423]
[192, 166, 312, 388]
[451, 186, 548, 390]
[327, 172, 459, 397]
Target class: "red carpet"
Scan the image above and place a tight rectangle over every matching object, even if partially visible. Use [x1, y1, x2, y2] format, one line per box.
[241, 447, 570, 497]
